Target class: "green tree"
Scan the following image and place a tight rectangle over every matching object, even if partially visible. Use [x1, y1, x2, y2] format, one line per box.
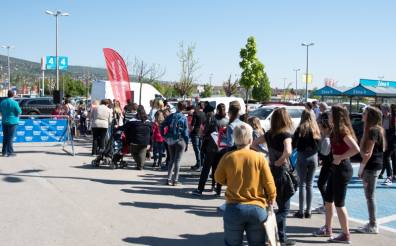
[200, 84, 213, 98]
[239, 36, 265, 112]
[252, 72, 271, 102]
[62, 74, 85, 97]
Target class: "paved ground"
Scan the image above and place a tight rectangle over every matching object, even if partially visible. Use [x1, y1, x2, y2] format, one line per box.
[0, 138, 395, 246]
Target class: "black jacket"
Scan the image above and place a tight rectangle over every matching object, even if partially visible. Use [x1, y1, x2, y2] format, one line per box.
[123, 119, 152, 146]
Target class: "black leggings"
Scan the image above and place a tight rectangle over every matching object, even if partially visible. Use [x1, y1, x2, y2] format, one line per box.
[324, 159, 353, 207]
[92, 127, 107, 155]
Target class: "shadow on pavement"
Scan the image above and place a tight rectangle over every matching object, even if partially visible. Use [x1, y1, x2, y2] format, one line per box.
[3, 176, 24, 183]
[0, 172, 160, 186]
[18, 169, 44, 173]
[122, 232, 224, 246]
[119, 201, 222, 217]
[121, 185, 220, 200]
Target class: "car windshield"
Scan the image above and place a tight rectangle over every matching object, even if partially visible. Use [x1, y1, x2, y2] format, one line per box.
[248, 108, 273, 120]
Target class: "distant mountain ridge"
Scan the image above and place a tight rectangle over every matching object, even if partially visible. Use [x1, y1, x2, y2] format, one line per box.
[0, 54, 108, 80]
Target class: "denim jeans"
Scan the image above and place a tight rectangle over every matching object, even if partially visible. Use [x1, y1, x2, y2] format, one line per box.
[153, 141, 164, 161]
[362, 169, 380, 226]
[223, 203, 267, 246]
[2, 124, 17, 156]
[276, 198, 290, 242]
[190, 135, 202, 167]
[167, 140, 186, 182]
[296, 151, 318, 213]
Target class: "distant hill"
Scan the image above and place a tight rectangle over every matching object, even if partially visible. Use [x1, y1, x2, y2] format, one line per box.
[0, 54, 108, 81]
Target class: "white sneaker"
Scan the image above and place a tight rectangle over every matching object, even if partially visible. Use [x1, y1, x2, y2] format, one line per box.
[356, 223, 379, 234]
[382, 177, 393, 186]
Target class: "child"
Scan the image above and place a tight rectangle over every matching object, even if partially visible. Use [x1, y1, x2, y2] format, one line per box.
[152, 110, 165, 168]
[248, 116, 266, 153]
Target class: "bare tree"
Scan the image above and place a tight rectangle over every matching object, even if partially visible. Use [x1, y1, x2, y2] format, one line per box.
[174, 42, 199, 98]
[223, 74, 239, 97]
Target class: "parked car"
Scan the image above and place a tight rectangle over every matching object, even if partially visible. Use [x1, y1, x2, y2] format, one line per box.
[248, 105, 305, 132]
[199, 96, 246, 114]
[19, 97, 57, 115]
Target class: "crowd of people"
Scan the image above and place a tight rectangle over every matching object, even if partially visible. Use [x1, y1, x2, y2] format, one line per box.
[3, 89, 396, 245]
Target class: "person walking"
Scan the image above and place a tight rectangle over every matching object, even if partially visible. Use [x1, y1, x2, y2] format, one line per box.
[161, 102, 189, 186]
[356, 106, 385, 234]
[190, 102, 206, 171]
[292, 109, 321, 219]
[0, 90, 22, 157]
[215, 123, 277, 246]
[90, 99, 112, 155]
[252, 108, 296, 246]
[152, 111, 165, 168]
[313, 105, 360, 244]
[124, 106, 152, 170]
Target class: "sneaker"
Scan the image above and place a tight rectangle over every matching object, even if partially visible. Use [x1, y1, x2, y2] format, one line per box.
[173, 181, 180, 186]
[313, 226, 332, 237]
[356, 223, 379, 234]
[293, 211, 304, 219]
[280, 239, 296, 246]
[191, 189, 203, 196]
[378, 174, 383, 179]
[304, 212, 312, 218]
[382, 177, 393, 186]
[328, 233, 351, 244]
[166, 180, 172, 186]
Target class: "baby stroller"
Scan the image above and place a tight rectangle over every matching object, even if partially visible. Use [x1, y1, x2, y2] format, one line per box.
[91, 122, 127, 169]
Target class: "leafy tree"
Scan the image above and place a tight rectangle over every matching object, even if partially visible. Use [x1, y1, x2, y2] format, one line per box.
[200, 84, 213, 98]
[252, 72, 271, 102]
[174, 42, 199, 97]
[62, 74, 86, 97]
[223, 75, 239, 97]
[239, 36, 265, 113]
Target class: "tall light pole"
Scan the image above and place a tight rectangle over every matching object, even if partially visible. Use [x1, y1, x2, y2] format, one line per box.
[301, 42, 314, 102]
[293, 68, 300, 99]
[45, 10, 69, 96]
[1, 45, 15, 90]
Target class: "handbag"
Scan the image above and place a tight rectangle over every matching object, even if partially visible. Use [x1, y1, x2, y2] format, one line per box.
[263, 206, 281, 246]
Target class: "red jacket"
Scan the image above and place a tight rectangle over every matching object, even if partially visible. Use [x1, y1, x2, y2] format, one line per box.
[152, 122, 165, 142]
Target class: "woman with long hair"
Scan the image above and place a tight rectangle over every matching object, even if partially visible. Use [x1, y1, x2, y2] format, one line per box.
[113, 100, 123, 127]
[293, 109, 321, 218]
[356, 106, 385, 234]
[313, 105, 360, 244]
[379, 104, 394, 185]
[252, 108, 295, 246]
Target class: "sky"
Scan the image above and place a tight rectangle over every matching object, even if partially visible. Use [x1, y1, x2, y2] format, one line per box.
[1, 0, 396, 89]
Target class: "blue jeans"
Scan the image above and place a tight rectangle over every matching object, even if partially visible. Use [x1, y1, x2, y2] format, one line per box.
[2, 124, 17, 156]
[190, 135, 202, 167]
[296, 151, 318, 214]
[223, 203, 267, 246]
[153, 141, 164, 161]
[276, 198, 290, 242]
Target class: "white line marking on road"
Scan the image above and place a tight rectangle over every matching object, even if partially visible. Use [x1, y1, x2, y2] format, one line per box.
[377, 214, 396, 225]
[290, 202, 396, 234]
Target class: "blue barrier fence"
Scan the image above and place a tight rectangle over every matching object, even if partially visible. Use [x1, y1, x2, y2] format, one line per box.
[0, 115, 74, 155]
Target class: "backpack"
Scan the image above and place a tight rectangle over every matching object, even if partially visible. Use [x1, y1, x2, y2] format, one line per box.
[166, 112, 186, 141]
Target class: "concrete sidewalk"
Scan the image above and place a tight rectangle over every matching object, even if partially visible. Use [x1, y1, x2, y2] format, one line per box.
[0, 139, 394, 245]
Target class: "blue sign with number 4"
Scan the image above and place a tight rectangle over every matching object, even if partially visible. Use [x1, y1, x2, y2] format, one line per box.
[46, 56, 68, 70]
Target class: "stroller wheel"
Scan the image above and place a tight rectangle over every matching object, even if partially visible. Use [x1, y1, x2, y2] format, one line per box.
[109, 160, 116, 169]
[91, 159, 99, 167]
[120, 161, 127, 168]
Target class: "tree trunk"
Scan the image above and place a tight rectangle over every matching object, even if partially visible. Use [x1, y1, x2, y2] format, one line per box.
[245, 88, 249, 122]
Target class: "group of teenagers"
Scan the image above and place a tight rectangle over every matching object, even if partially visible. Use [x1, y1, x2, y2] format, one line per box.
[90, 96, 390, 245]
[184, 100, 389, 245]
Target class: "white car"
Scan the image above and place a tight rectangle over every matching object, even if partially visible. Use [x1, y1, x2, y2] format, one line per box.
[199, 96, 246, 114]
[248, 105, 305, 132]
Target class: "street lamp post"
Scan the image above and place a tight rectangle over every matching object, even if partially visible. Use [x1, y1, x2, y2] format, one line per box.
[293, 68, 300, 99]
[1, 45, 15, 90]
[45, 10, 69, 97]
[301, 42, 314, 102]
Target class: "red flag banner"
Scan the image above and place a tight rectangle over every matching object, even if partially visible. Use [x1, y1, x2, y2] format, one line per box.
[103, 48, 131, 108]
